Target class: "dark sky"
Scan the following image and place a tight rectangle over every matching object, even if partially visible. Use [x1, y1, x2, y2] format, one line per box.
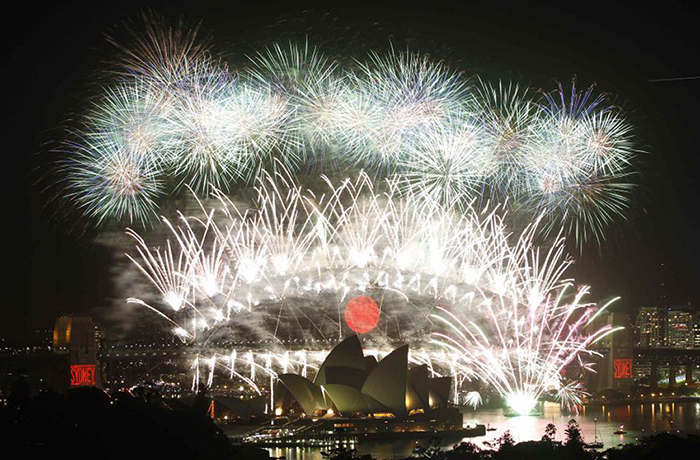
[3, 0, 699, 340]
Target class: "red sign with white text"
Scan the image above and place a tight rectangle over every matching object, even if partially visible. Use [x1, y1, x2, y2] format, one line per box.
[614, 359, 633, 379]
[70, 364, 96, 386]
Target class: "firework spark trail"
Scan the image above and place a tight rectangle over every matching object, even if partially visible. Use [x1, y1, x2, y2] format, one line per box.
[125, 171, 620, 412]
[126, 170, 519, 342]
[59, 21, 639, 246]
[106, 14, 215, 88]
[430, 278, 623, 415]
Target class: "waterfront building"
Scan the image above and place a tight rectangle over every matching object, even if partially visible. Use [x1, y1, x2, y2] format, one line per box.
[275, 336, 454, 421]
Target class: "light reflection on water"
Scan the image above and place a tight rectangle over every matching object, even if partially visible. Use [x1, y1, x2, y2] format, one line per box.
[468, 400, 700, 448]
[255, 401, 700, 460]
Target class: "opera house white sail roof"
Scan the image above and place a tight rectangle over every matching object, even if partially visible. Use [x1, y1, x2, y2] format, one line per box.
[275, 336, 451, 417]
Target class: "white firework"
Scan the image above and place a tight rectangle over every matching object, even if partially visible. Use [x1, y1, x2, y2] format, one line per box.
[398, 114, 494, 208]
[62, 23, 639, 248]
[125, 171, 620, 412]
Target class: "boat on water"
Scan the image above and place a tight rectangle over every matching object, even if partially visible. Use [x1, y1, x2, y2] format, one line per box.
[613, 424, 627, 435]
[586, 419, 604, 449]
[486, 424, 497, 432]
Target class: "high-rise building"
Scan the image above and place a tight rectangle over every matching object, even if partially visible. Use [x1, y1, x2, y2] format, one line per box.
[635, 307, 665, 347]
[694, 311, 700, 348]
[666, 307, 694, 348]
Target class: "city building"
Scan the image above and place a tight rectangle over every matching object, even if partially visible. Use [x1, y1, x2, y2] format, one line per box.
[632, 305, 700, 388]
[635, 307, 666, 347]
[666, 306, 694, 348]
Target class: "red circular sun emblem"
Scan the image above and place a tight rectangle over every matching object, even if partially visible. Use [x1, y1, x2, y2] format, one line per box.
[345, 296, 380, 333]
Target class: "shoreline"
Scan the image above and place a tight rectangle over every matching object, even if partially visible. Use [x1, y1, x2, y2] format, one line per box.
[584, 396, 700, 406]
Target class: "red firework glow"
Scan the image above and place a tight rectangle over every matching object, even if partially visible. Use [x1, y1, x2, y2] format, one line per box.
[345, 296, 380, 333]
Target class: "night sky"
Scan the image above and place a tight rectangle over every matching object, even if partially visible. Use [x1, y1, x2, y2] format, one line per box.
[4, 1, 699, 340]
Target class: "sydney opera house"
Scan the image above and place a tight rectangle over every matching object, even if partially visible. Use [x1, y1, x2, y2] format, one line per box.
[254, 336, 481, 441]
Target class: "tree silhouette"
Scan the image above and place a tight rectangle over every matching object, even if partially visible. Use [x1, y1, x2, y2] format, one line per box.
[485, 430, 515, 451]
[542, 423, 557, 442]
[564, 419, 584, 448]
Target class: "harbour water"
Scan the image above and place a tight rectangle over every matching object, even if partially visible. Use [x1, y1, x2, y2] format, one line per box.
[237, 401, 700, 460]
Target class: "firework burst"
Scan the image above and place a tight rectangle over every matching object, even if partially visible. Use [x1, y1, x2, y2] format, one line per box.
[123, 170, 621, 412]
[59, 21, 639, 247]
[61, 79, 170, 224]
[431, 278, 622, 415]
